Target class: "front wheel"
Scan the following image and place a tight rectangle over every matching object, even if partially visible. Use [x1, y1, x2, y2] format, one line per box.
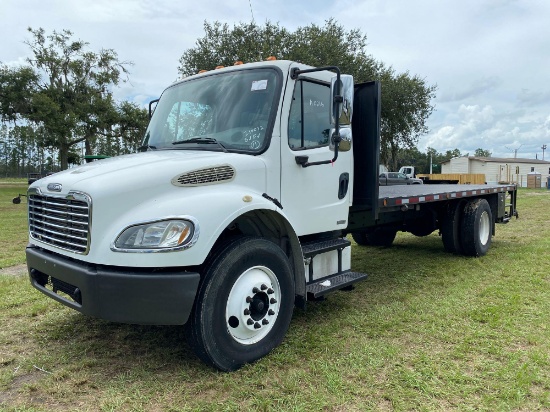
[186, 237, 294, 371]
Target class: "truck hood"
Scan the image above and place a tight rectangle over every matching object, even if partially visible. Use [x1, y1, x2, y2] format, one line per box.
[31, 150, 268, 198]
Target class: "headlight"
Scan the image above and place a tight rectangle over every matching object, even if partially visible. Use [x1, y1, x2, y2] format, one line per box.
[112, 218, 197, 252]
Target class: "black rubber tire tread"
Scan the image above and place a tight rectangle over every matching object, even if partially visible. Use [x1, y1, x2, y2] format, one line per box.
[440, 201, 465, 254]
[185, 237, 294, 371]
[460, 199, 492, 257]
[352, 227, 397, 247]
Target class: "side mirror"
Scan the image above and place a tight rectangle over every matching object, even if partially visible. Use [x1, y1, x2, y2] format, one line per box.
[330, 74, 354, 126]
[330, 127, 352, 152]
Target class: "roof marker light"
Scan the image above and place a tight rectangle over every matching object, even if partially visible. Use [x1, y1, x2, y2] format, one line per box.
[266, 56, 277, 61]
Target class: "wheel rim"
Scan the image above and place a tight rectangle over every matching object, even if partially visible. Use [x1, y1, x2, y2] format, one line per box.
[479, 210, 490, 245]
[225, 266, 281, 345]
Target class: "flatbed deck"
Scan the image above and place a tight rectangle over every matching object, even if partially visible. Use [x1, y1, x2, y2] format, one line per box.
[378, 184, 517, 208]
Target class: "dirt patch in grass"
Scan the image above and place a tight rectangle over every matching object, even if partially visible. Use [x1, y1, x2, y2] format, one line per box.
[0, 264, 27, 277]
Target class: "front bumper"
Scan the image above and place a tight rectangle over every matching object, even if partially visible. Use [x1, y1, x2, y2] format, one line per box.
[26, 246, 200, 325]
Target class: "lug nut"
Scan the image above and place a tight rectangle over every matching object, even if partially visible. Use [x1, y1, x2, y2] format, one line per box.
[270, 298, 277, 304]
[268, 309, 275, 316]
[246, 296, 253, 303]
[254, 322, 261, 329]
[261, 284, 268, 290]
[262, 319, 269, 325]
[244, 309, 250, 316]
[247, 319, 254, 325]
[253, 287, 259, 293]
[267, 288, 274, 294]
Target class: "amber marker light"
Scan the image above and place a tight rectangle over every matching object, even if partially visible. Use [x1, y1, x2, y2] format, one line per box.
[198, 70, 208, 74]
[178, 225, 191, 245]
[266, 56, 277, 61]
[234, 61, 244, 65]
[215, 65, 225, 69]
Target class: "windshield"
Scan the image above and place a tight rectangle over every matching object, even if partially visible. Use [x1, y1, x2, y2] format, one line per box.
[143, 68, 281, 153]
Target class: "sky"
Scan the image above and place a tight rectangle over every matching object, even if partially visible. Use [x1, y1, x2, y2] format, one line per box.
[1, 0, 549, 160]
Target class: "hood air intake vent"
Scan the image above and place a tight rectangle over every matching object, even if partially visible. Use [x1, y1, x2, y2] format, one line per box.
[172, 164, 236, 187]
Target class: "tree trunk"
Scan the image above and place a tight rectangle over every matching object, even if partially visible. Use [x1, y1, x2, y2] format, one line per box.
[59, 142, 69, 171]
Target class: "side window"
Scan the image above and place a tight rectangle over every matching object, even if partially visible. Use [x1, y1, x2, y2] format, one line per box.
[288, 80, 331, 150]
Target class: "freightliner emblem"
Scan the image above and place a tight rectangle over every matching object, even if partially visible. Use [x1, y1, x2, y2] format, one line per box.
[47, 183, 62, 192]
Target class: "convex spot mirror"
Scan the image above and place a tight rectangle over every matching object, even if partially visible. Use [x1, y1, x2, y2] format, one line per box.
[329, 127, 352, 152]
[330, 74, 354, 126]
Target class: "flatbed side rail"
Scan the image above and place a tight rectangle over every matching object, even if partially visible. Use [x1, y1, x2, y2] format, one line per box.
[378, 185, 518, 210]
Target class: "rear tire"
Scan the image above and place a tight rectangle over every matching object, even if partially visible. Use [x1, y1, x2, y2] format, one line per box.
[186, 237, 294, 371]
[460, 199, 492, 257]
[440, 201, 465, 254]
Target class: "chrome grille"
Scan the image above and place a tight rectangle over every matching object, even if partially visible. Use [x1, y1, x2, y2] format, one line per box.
[172, 165, 235, 187]
[28, 193, 90, 254]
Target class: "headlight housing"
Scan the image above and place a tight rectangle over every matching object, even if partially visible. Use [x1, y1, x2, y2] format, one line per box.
[112, 218, 198, 252]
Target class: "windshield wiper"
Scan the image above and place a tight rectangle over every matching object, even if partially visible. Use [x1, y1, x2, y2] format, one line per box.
[138, 144, 157, 152]
[172, 137, 228, 153]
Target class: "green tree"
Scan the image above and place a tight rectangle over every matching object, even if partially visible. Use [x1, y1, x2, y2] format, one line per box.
[379, 68, 435, 170]
[0, 28, 138, 171]
[0, 65, 39, 123]
[474, 148, 491, 157]
[178, 19, 436, 169]
[26, 27, 133, 169]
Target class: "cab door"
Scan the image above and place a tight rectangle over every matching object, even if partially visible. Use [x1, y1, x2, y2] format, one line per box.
[279, 75, 353, 236]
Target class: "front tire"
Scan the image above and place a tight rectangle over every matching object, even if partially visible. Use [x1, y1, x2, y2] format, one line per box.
[460, 199, 492, 257]
[186, 237, 294, 371]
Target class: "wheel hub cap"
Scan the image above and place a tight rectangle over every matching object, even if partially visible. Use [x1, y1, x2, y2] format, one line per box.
[226, 266, 281, 345]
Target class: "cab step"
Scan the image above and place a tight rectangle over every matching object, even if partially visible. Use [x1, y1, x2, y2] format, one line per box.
[306, 270, 368, 299]
[301, 238, 351, 258]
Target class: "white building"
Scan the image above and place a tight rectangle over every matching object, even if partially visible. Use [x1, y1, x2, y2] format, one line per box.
[441, 156, 550, 187]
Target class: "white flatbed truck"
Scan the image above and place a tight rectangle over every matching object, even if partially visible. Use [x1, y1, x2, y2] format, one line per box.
[25, 59, 518, 371]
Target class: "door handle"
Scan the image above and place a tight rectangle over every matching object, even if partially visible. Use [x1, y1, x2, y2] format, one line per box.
[338, 173, 349, 199]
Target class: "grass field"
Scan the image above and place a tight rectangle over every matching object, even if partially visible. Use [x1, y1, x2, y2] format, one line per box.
[0, 180, 29, 268]
[0, 182, 549, 411]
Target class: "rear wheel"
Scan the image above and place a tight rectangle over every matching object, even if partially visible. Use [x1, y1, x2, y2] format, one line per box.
[460, 199, 492, 257]
[186, 237, 294, 371]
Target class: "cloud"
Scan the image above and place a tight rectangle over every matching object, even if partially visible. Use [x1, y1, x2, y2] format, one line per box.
[423, 102, 550, 158]
[517, 89, 550, 107]
[438, 77, 502, 103]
